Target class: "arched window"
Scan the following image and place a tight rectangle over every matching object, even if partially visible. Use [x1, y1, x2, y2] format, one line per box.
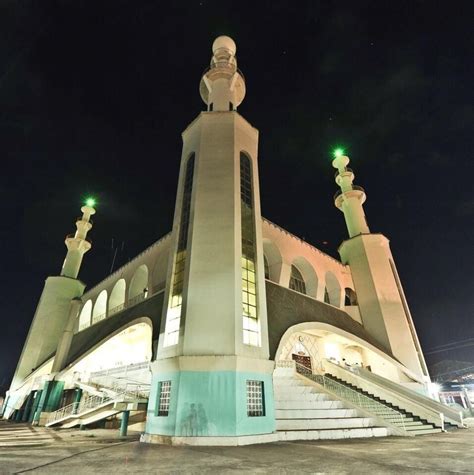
[109, 279, 126, 315]
[344, 288, 358, 306]
[264, 255, 270, 279]
[289, 265, 306, 295]
[92, 290, 107, 324]
[325, 271, 342, 307]
[129, 265, 149, 305]
[324, 287, 330, 304]
[78, 300, 92, 331]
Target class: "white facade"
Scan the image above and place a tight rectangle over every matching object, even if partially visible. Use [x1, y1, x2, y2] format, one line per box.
[4, 36, 454, 443]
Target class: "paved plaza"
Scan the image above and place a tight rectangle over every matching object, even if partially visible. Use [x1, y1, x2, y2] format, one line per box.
[1, 421, 473, 474]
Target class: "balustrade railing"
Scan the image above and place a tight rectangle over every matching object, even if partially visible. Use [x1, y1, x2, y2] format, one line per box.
[77, 286, 164, 333]
[334, 185, 366, 201]
[46, 378, 150, 426]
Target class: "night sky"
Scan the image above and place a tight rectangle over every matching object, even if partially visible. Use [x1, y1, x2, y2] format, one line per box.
[1, 1, 473, 390]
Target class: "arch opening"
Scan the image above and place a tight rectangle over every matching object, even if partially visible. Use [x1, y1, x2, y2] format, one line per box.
[274, 322, 419, 385]
[78, 300, 92, 331]
[325, 271, 341, 307]
[262, 238, 283, 283]
[92, 290, 107, 324]
[109, 279, 126, 315]
[344, 287, 358, 306]
[67, 321, 153, 379]
[129, 264, 149, 304]
[290, 257, 318, 298]
[289, 265, 306, 295]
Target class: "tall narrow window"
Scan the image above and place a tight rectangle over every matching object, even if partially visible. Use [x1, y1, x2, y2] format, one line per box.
[164, 154, 195, 347]
[241, 153, 261, 347]
[289, 265, 306, 295]
[246, 380, 265, 417]
[155, 381, 172, 416]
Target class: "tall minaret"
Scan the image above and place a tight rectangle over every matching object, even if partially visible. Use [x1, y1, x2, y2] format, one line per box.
[61, 202, 95, 278]
[10, 202, 93, 390]
[144, 37, 275, 443]
[333, 152, 429, 381]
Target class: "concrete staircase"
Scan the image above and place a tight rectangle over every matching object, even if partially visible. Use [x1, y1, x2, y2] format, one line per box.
[45, 378, 149, 428]
[323, 373, 442, 436]
[274, 367, 390, 441]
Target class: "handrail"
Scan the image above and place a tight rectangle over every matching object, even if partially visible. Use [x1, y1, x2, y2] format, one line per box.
[89, 361, 150, 379]
[334, 362, 464, 426]
[46, 380, 150, 426]
[290, 360, 406, 431]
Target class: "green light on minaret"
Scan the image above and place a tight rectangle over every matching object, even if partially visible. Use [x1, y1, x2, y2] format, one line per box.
[85, 197, 96, 207]
[333, 148, 344, 158]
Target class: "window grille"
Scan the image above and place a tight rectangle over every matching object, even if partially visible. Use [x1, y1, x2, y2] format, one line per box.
[240, 153, 260, 347]
[156, 381, 172, 416]
[289, 265, 306, 295]
[246, 380, 265, 417]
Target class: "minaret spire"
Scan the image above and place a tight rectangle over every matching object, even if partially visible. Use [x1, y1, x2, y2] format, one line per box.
[61, 200, 96, 279]
[199, 35, 246, 111]
[332, 151, 370, 238]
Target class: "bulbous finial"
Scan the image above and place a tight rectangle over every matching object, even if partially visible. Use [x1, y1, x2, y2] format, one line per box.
[212, 36, 236, 56]
[199, 35, 246, 110]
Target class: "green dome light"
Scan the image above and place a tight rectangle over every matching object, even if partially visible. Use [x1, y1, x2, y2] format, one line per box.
[333, 148, 345, 158]
[85, 197, 96, 208]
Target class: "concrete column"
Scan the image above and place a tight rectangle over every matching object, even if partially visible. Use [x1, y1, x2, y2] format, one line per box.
[21, 392, 35, 422]
[29, 390, 42, 423]
[72, 388, 82, 415]
[120, 410, 130, 437]
[32, 380, 65, 424]
[52, 298, 82, 373]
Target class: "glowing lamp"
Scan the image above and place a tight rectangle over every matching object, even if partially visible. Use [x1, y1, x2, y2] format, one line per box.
[333, 148, 344, 158]
[85, 197, 96, 208]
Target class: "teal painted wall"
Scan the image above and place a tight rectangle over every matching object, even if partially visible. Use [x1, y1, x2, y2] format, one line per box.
[145, 370, 275, 437]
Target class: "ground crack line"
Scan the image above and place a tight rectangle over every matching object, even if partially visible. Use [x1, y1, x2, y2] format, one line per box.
[13, 440, 136, 474]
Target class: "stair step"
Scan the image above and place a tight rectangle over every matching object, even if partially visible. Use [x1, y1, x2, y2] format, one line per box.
[406, 428, 442, 436]
[274, 393, 330, 402]
[275, 408, 358, 419]
[274, 400, 346, 410]
[278, 427, 389, 441]
[404, 424, 436, 431]
[276, 417, 375, 431]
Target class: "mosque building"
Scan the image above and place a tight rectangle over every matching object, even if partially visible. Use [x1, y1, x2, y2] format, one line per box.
[2, 36, 464, 445]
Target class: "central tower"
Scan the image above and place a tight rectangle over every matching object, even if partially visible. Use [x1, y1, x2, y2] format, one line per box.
[144, 37, 275, 444]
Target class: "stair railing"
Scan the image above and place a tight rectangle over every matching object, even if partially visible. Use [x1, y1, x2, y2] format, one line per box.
[46, 392, 116, 426]
[291, 360, 407, 431]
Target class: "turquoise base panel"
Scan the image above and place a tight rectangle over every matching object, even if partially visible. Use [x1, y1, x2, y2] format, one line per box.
[145, 370, 275, 437]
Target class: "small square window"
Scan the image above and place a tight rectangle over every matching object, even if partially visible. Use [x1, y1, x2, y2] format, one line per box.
[156, 381, 172, 416]
[246, 380, 265, 417]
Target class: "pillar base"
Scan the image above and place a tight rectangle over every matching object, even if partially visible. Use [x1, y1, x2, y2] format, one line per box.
[140, 432, 279, 446]
[144, 356, 276, 440]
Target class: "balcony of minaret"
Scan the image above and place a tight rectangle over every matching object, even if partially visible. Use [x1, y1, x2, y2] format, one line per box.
[333, 185, 367, 210]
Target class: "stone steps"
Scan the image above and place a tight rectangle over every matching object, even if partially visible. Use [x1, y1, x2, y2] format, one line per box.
[275, 408, 358, 419]
[275, 400, 346, 410]
[276, 417, 375, 431]
[279, 427, 390, 441]
[324, 373, 443, 435]
[273, 374, 390, 441]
